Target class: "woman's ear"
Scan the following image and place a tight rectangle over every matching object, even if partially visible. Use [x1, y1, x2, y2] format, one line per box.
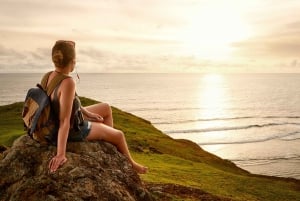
[69, 59, 76, 67]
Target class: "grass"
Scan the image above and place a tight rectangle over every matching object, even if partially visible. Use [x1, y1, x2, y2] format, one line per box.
[0, 97, 299, 201]
[0, 102, 24, 146]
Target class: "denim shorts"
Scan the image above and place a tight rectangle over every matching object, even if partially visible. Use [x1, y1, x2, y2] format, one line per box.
[68, 120, 92, 142]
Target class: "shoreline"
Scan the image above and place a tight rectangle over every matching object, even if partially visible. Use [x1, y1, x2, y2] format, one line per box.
[0, 100, 300, 181]
[1, 99, 300, 200]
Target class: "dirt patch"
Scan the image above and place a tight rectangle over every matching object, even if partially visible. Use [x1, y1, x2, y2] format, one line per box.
[147, 183, 234, 201]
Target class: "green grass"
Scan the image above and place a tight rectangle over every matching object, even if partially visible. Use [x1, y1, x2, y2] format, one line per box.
[0, 102, 24, 146]
[1, 97, 299, 201]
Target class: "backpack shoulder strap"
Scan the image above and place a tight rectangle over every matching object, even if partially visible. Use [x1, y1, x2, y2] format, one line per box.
[40, 71, 71, 96]
[41, 71, 52, 89]
[46, 73, 71, 96]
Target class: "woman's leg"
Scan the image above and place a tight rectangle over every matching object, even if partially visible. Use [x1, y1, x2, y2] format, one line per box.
[86, 122, 148, 174]
[84, 103, 113, 127]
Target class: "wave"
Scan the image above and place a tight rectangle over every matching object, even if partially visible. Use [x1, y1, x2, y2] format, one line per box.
[154, 116, 254, 124]
[128, 107, 203, 112]
[165, 122, 300, 134]
[153, 115, 300, 125]
[280, 136, 300, 141]
[233, 155, 300, 167]
[233, 155, 300, 163]
[195, 131, 300, 145]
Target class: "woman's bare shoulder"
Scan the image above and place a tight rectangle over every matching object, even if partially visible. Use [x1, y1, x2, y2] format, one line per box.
[60, 77, 75, 91]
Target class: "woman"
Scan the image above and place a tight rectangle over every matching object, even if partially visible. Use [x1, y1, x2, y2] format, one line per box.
[47, 40, 147, 174]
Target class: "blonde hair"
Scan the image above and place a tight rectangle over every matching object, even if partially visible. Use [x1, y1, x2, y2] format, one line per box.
[52, 40, 75, 68]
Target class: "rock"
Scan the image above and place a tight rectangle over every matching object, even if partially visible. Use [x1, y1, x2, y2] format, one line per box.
[0, 145, 8, 160]
[0, 145, 7, 152]
[0, 135, 152, 201]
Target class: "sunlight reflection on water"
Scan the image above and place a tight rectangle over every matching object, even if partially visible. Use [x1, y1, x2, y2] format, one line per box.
[196, 74, 231, 148]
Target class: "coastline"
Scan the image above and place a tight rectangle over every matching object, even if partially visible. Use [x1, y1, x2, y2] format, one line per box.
[0, 98, 299, 201]
[1, 73, 299, 180]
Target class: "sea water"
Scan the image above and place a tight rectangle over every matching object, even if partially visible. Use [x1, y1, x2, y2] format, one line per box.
[0, 73, 299, 179]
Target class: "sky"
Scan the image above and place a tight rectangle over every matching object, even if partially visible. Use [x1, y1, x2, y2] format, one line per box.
[0, 0, 300, 73]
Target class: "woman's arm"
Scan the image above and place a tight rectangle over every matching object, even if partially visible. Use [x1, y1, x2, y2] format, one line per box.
[49, 78, 75, 173]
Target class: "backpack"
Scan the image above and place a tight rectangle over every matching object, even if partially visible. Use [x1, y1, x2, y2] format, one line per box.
[22, 72, 69, 145]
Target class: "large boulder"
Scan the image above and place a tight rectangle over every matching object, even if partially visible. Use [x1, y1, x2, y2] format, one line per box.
[0, 135, 152, 201]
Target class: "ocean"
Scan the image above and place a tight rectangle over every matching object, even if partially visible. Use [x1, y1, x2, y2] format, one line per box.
[0, 73, 299, 179]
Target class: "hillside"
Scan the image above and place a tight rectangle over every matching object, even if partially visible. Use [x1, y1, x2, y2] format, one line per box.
[0, 97, 299, 201]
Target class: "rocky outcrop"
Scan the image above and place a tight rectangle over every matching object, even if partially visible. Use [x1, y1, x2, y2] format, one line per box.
[0, 135, 152, 201]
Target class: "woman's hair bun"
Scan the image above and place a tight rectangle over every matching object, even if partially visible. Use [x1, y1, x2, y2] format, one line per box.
[52, 50, 64, 67]
[51, 40, 75, 68]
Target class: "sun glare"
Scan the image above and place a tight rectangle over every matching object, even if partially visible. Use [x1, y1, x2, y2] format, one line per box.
[178, 5, 251, 60]
[197, 74, 228, 118]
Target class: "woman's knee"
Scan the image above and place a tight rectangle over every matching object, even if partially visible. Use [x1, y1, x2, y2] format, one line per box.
[97, 102, 111, 115]
[115, 130, 125, 141]
[108, 130, 123, 145]
[104, 103, 112, 114]
[102, 128, 124, 143]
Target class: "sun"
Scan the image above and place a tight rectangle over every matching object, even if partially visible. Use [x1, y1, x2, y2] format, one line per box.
[177, 5, 251, 60]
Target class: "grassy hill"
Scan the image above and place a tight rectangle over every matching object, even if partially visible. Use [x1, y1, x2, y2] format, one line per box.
[0, 97, 299, 201]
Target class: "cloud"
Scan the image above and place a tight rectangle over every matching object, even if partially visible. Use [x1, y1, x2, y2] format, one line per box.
[0, 45, 26, 71]
[78, 47, 160, 73]
[232, 18, 300, 60]
[0, 44, 52, 72]
[1, 0, 300, 73]
[0, 45, 25, 58]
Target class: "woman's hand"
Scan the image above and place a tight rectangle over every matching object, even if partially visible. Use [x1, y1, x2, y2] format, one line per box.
[49, 154, 67, 173]
[80, 106, 104, 123]
[87, 112, 104, 122]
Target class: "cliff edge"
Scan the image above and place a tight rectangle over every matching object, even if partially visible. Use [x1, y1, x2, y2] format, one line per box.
[0, 135, 152, 201]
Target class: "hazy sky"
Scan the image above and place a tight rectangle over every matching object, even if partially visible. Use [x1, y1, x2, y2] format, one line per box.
[0, 0, 300, 73]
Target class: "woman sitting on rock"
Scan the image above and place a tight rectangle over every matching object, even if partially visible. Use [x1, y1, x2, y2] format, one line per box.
[47, 40, 147, 174]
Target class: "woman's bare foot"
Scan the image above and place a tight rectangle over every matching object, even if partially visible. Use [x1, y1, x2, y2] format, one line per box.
[132, 162, 148, 174]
